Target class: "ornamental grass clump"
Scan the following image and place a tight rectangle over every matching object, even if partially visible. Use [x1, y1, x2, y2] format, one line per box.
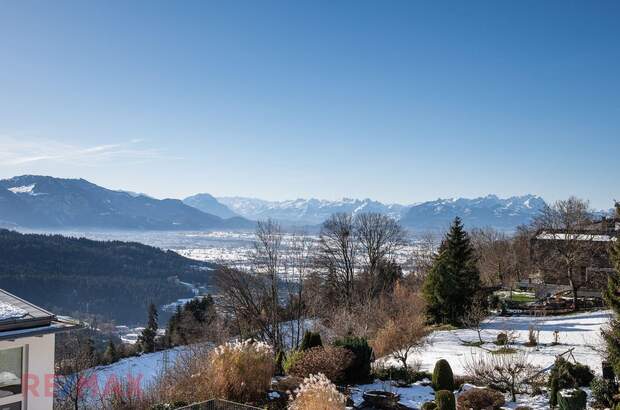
[205, 339, 275, 403]
[288, 373, 346, 410]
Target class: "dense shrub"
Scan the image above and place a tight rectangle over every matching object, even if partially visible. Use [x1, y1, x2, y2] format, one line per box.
[289, 346, 354, 383]
[422, 402, 438, 410]
[436, 390, 456, 410]
[288, 373, 346, 410]
[495, 333, 508, 345]
[548, 357, 595, 407]
[433, 359, 455, 391]
[373, 364, 431, 384]
[300, 331, 323, 351]
[284, 350, 305, 375]
[590, 377, 616, 408]
[570, 363, 595, 387]
[557, 388, 587, 410]
[457, 388, 505, 410]
[333, 336, 373, 383]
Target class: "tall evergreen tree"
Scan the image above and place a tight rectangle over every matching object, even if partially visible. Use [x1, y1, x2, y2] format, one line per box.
[423, 217, 481, 325]
[102, 339, 118, 364]
[138, 302, 158, 353]
[602, 208, 620, 375]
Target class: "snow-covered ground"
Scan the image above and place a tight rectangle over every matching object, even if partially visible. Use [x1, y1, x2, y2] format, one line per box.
[351, 310, 609, 409]
[351, 381, 553, 409]
[91, 310, 609, 400]
[381, 310, 611, 376]
[89, 346, 187, 393]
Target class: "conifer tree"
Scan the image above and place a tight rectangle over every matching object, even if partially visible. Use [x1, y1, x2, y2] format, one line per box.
[602, 207, 620, 375]
[139, 302, 158, 353]
[423, 217, 481, 325]
[103, 339, 118, 364]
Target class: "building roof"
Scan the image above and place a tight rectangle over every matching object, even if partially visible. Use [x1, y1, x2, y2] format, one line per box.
[0, 289, 78, 340]
[536, 232, 618, 242]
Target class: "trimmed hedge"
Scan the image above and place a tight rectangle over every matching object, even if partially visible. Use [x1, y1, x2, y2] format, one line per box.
[432, 359, 455, 391]
[435, 390, 456, 410]
[333, 336, 373, 383]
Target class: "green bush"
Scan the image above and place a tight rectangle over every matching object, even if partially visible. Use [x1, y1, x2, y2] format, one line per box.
[590, 377, 616, 408]
[570, 363, 595, 386]
[457, 388, 505, 410]
[283, 350, 304, 375]
[548, 357, 595, 407]
[421, 402, 438, 410]
[300, 331, 322, 351]
[373, 365, 431, 384]
[432, 359, 455, 391]
[557, 388, 587, 410]
[333, 336, 373, 383]
[495, 333, 508, 345]
[435, 390, 456, 410]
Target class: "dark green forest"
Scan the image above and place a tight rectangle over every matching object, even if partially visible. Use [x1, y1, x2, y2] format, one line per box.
[0, 229, 216, 324]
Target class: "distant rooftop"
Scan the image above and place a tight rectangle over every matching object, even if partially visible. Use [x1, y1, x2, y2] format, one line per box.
[0, 289, 77, 339]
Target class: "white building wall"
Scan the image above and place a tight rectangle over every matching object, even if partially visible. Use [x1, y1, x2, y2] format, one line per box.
[0, 333, 55, 410]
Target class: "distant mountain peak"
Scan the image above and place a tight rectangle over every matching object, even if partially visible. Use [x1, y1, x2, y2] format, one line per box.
[0, 175, 253, 230]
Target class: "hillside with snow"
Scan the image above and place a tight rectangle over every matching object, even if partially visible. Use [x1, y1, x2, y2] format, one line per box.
[0, 175, 253, 230]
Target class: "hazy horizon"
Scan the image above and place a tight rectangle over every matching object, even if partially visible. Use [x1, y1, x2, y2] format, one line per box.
[1, 1, 618, 208]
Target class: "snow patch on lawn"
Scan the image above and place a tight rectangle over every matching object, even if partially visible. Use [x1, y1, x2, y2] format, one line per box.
[388, 310, 611, 376]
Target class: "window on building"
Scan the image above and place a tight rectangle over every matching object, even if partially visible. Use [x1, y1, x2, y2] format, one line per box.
[0, 347, 22, 398]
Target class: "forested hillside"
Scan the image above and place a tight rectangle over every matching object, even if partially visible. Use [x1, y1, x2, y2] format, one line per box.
[0, 229, 216, 324]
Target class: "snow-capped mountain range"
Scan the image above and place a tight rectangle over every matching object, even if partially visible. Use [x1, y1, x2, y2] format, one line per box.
[214, 194, 547, 230]
[0, 175, 547, 231]
[215, 197, 407, 225]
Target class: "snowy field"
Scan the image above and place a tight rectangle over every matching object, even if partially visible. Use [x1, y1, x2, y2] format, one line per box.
[384, 310, 611, 375]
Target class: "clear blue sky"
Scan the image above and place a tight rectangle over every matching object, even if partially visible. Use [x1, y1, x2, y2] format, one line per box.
[0, 1, 618, 208]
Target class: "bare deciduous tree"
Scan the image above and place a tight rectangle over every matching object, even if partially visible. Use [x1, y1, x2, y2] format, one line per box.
[214, 266, 276, 345]
[462, 300, 488, 344]
[464, 352, 539, 402]
[355, 212, 407, 297]
[372, 283, 428, 372]
[252, 219, 284, 350]
[318, 213, 358, 309]
[55, 332, 98, 410]
[286, 231, 315, 349]
[532, 197, 595, 308]
[471, 227, 515, 287]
